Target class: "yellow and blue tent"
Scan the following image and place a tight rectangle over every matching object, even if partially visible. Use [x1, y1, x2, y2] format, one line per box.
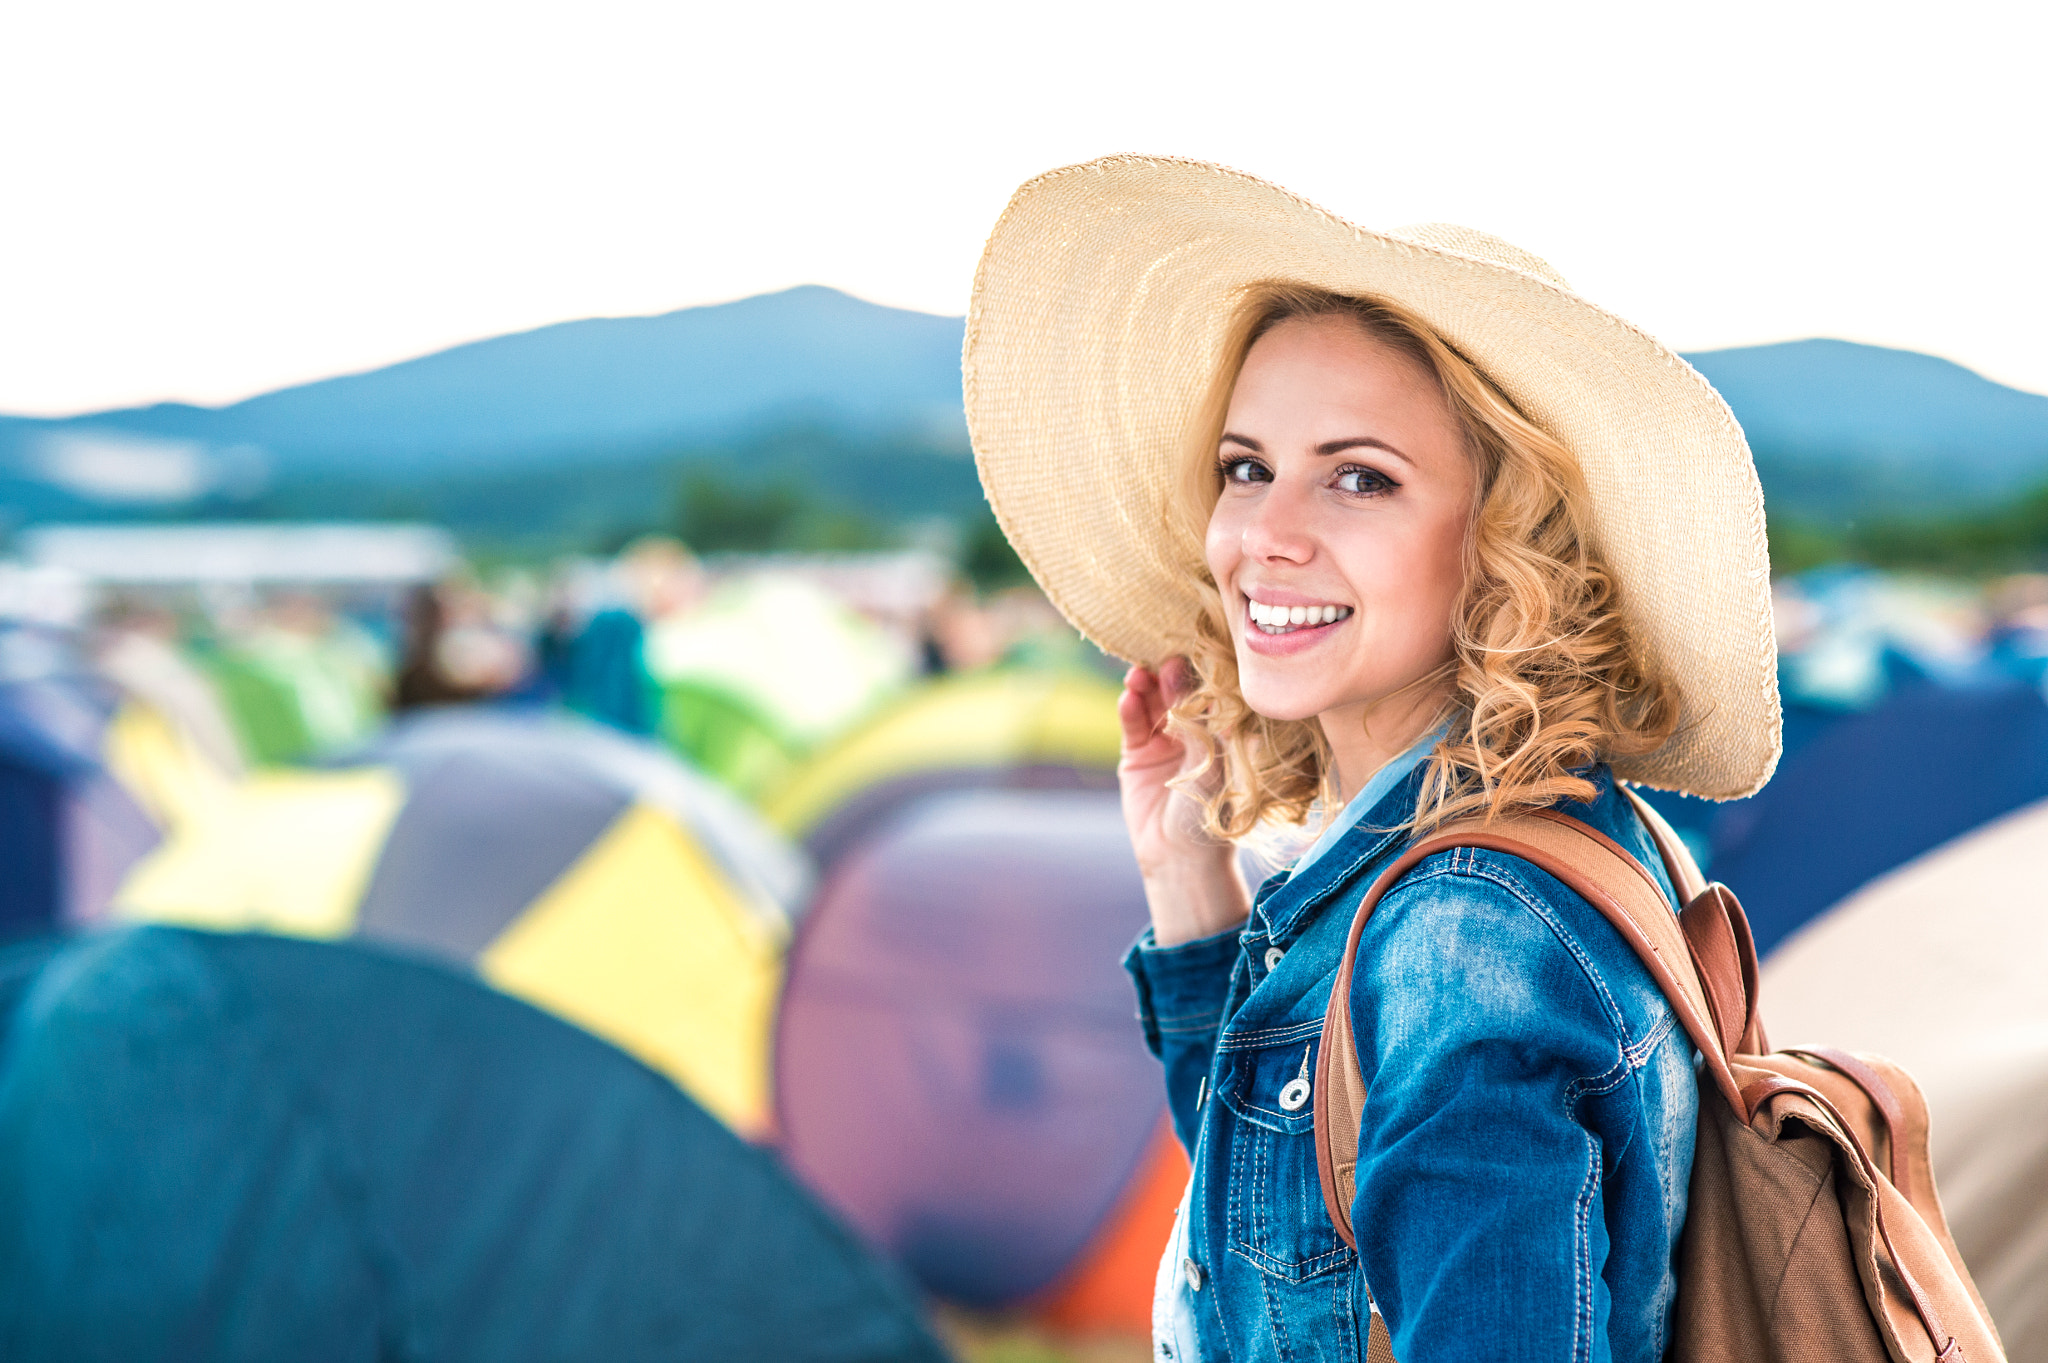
[763, 666, 1123, 867]
[116, 708, 808, 1135]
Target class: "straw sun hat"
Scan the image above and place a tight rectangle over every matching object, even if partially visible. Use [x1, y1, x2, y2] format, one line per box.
[964, 155, 1781, 801]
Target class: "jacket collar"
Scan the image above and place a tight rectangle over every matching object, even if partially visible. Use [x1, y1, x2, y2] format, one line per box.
[1248, 760, 1432, 948]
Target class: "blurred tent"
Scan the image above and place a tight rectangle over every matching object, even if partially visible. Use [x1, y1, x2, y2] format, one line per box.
[1704, 677, 2048, 956]
[116, 709, 808, 1133]
[1636, 568, 2048, 884]
[763, 668, 1123, 866]
[660, 677, 806, 800]
[1761, 798, 2048, 1360]
[0, 925, 948, 1363]
[191, 615, 387, 765]
[18, 521, 458, 587]
[0, 628, 160, 937]
[94, 624, 246, 780]
[646, 573, 914, 755]
[776, 788, 1179, 1335]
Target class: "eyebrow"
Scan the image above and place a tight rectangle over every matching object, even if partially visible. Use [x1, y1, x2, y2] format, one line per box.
[1219, 432, 1416, 467]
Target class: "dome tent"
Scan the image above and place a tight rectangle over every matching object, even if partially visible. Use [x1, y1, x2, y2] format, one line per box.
[1762, 797, 2048, 1360]
[0, 925, 947, 1363]
[764, 667, 1124, 869]
[775, 786, 1180, 1330]
[0, 644, 160, 937]
[1705, 677, 2048, 956]
[116, 708, 806, 1133]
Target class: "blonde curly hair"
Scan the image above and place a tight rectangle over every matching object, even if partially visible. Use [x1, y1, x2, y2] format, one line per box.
[1167, 282, 1680, 839]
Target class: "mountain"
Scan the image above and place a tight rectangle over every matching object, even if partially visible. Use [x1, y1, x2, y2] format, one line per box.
[1685, 339, 2048, 520]
[3, 285, 967, 472]
[0, 286, 979, 539]
[3, 290, 2045, 541]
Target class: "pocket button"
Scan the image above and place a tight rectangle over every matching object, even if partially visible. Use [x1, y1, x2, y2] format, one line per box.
[1278, 1042, 1314, 1111]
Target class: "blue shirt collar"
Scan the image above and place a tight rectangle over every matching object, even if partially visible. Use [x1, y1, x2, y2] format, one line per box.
[1247, 728, 1446, 946]
[1288, 723, 1447, 881]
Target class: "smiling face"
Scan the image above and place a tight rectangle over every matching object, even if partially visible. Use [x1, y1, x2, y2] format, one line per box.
[1203, 313, 1478, 786]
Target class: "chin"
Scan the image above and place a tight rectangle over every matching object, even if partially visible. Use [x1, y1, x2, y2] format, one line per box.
[1234, 673, 1330, 725]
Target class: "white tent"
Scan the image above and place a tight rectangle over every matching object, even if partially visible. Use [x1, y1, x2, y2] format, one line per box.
[1762, 797, 2048, 1359]
[20, 523, 456, 586]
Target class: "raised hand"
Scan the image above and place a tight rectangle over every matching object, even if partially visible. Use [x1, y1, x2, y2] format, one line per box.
[1117, 659, 1250, 945]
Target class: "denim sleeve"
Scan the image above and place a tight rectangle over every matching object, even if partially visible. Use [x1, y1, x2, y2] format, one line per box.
[1121, 925, 1240, 1154]
[1347, 863, 1632, 1363]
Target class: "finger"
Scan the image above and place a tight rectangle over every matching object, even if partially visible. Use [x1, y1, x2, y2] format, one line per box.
[1158, 656, 1196, 705]
[1117, 677, 1160, 750]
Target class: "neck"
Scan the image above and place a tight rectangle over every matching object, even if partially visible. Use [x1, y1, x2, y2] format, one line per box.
[1318, 684, 1449, 805]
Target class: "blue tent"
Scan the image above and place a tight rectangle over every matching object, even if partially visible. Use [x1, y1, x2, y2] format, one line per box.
[0, 650, 159, 938]
[0, 926, 948, 1363]
[1703, 678, 2048, 956]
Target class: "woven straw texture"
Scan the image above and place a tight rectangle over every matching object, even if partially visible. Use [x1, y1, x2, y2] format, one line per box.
[964, 155, 1781, 800]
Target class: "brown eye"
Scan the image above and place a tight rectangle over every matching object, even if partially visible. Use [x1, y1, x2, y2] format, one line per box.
[1220, 457, 1270, 485]
[1334, 465, 1395, 495]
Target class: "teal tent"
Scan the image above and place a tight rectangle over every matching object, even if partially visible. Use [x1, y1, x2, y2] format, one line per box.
[0, 926, 948, 1363]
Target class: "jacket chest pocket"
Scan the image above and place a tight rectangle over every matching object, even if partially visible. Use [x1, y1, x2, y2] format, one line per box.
[1214, 1030, 1356, 1282]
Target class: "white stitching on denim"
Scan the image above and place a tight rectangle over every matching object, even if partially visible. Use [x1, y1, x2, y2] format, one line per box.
[1574, 1131, 1599, 1363]
[1216, 1018, 1325, 1050]
[1619, 1008, 1677, 1068]
[1265, 1264, 1296, 1361]
[1259, 826, 1405, 938]
[1562, 1011, 1675, 1119]
[1226, 1240, 1357, 1280]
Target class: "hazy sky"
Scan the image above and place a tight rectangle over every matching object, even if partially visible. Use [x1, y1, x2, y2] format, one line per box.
[3, 1, 2043, 415]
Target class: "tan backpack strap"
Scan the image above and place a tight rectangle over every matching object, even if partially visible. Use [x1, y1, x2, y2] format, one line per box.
[1313, 810, 1744, 1249]
[1617, 786, 1707, 903]
[1780, 1046, 1918, 1203]
[1618, 787, 1771, 1055]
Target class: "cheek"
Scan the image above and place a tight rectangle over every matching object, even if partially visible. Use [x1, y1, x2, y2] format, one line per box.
[1203, 503, 1242, 586]
[1352, 517, 1466, 642]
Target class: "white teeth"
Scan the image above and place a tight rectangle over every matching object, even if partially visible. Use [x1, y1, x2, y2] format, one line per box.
[1247, 600, 1352, 633]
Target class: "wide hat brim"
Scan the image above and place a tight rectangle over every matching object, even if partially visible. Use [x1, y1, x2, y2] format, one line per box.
[964, 156, 1781, 801]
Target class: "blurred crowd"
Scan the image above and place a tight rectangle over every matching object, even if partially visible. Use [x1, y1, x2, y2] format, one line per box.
[1774, 568, 2048, 708]
[0, 533, 1091, 805]
[3, 539, 2045, 814]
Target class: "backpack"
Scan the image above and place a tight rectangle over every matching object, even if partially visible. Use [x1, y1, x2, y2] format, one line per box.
[1311, 788, 2005, 1363]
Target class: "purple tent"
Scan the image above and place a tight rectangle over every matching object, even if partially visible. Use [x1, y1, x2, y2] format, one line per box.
[775, 788, 1163, 1307]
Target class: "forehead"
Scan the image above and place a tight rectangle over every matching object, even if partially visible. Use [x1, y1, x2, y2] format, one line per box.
[1227, 314, 1450, 428]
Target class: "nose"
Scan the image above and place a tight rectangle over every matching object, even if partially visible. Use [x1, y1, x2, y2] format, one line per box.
[1238, 477, 1316, 566]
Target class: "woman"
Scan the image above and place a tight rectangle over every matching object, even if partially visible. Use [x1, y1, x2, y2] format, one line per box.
[965, 159, 1781, 1362]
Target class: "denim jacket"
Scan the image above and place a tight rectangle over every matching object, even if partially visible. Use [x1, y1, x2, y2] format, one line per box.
[1123, 765, 1698, 1363]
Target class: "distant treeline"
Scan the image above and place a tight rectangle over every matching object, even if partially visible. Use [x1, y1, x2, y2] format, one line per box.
[188, 419, 986, 558]
[1769, 478, 2048, 576]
